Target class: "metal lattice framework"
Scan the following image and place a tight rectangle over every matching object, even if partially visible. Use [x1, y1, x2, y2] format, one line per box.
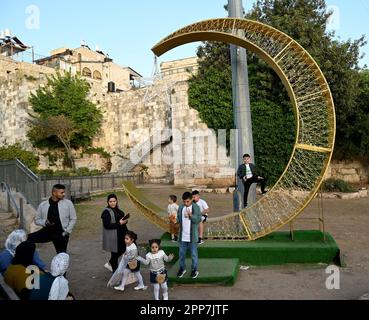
[124, 18, 336, 241]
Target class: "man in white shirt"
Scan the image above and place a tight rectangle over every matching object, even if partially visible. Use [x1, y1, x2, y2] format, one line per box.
[192, 190, 209, 245]
[176, 192, 202, 279]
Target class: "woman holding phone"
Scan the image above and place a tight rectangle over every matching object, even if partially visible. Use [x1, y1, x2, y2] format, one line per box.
[101, 194, 130, 273]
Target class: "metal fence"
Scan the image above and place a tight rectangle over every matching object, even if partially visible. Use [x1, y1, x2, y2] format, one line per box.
[0, 159, 144, 207]
[39, 173, 144, 201]
[0, 159, 41, 210]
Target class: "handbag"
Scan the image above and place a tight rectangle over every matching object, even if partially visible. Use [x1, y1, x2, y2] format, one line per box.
[128, 259, 138, 270]
[156, 273, 166, 284]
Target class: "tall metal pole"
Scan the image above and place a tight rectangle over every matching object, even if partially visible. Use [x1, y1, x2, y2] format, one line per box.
[228, 0, 256, 207]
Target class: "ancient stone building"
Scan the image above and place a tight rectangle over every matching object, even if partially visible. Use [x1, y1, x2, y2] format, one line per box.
[2, 42, 366, 187]
[0, 44, 235, 187]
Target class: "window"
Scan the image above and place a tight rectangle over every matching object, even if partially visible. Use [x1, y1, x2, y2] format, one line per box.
[82, 67, 92, 78]
[93, 70, 102, 80]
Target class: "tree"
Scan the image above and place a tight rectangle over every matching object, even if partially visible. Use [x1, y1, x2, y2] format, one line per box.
[349, 69, 369, 158]
[188, 0, 367, 185]
[27, 72, 103, 168]
[28, 115, 78, 170]
[247, 0, 367, 159]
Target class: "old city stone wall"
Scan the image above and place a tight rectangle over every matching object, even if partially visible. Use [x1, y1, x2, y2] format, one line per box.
[0, 56, 368, 187]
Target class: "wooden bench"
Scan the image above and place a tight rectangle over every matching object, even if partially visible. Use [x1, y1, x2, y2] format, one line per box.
[0, 273, 20, 300]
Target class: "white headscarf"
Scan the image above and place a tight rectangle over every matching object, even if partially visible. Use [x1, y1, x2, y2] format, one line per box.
[5, 229, 27, 256]
[48, 253, 70, 300]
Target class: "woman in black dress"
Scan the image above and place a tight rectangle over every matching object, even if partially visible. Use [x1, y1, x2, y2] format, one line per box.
[101, 194, 129, 272]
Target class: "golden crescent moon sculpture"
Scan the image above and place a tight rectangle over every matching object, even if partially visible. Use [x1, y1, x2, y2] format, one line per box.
[123, 18, 336, 241]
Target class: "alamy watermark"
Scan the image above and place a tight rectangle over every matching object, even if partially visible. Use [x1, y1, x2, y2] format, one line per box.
[127, 125, 250, 168]
[25, 265, 40, 290]
[325, 265, 340, 290]
[327, 5, 341, 31]
[25, 5, 40, 30]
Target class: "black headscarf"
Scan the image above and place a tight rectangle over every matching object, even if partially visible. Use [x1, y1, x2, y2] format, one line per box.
[12, 241, 35, 267]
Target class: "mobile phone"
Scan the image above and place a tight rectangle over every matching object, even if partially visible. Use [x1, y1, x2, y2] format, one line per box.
[123, 213, 130, 220]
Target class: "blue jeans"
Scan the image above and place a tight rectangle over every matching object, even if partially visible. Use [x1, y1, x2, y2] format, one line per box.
[179, 241, 198, 271]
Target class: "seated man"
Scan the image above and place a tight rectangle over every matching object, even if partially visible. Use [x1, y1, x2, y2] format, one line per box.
[237, 154, 267, 208]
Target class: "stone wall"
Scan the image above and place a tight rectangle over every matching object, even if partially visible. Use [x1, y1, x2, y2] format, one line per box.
[325, 160, 369, 184]
[170, 80, 234, 187]
[2, 56, 367, 188]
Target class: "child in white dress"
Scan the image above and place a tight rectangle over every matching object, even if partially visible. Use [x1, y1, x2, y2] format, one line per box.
[137, 239, 174, 300]
[107, 231, 147, 292]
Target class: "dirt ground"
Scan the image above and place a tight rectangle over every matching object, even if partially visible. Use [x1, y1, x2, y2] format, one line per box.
[33, 184, 369, 300]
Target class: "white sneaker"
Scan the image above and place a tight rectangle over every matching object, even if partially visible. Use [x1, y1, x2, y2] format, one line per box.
[104, 262, 113, 272]
[134, 285, 148, 291]
[163, 293, 169, 300]
[114, 285, 125, 291]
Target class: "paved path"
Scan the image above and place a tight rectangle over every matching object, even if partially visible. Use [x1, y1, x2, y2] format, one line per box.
[22, 185, 369, 300]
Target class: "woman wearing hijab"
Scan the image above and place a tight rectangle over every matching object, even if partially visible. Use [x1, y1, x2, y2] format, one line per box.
[0, 229, 46, 275]
[101, 194, 130, 273]
[48, 253, 71, 300]
[4, 241, 38, 299]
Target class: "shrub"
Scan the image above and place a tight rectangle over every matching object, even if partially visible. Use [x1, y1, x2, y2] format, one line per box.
[0, 144, 39, 172]
[83, 147, 111, 159]
[321, 179, 354, 193]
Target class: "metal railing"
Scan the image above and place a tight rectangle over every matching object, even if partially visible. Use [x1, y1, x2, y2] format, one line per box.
[39, 173, 144, 202]
[0, 181, 23, 228]
[0, 159, 144, 206]
[0, 159, 40, 210]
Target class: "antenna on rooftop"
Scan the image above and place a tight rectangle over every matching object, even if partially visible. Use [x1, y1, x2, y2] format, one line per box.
[4, 29, 12, 38]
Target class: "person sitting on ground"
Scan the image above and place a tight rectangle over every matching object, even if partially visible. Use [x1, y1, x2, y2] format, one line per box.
[167, 195, 179, 242]
[0, 229, 46, 275]
[48, 253, 74, 300]
[4, 241, 39, 300]
[192, 190, 210, 245]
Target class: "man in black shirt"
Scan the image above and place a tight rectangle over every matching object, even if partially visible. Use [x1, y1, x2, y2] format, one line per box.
[28, 184, 77, 254]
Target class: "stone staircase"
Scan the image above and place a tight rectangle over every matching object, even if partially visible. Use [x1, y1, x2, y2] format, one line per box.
[0, 210, 18, 247]
[119, 130, 172, 173]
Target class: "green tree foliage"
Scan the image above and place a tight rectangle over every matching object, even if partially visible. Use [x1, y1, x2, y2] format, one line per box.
[248, 0, 367, 160]
[28, 115, 79, 170]
[346, 69, 369, 158]
[188, 0, 367, 186]
[0, 144, 39, 172]
[28, 72, 103, 152]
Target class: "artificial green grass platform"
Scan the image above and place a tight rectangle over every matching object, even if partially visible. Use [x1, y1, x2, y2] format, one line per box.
[167, 258, 240, 286]
[161, 230, 341, 266]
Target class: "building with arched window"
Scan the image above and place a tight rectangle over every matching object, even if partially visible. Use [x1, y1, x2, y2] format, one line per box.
[35, 45, 142, 91]
[93, 70, 102, 80]
[82, 67, 92, 78]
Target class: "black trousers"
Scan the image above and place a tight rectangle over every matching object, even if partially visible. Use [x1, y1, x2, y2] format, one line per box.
[28, 227, 69, 254]
[110, 251, 125, 273]
[243, 176, 266, 207]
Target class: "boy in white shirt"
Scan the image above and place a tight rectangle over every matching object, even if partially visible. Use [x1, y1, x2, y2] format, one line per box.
[176, 192, 202, 279]
[167, 195, 179, 242]
[192, 190, 209, 245]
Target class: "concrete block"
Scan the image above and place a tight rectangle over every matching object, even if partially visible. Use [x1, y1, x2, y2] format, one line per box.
[337, 192, 360, 200]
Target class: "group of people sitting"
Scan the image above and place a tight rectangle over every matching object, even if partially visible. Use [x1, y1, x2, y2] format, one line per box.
[0, 229, 73, 300]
